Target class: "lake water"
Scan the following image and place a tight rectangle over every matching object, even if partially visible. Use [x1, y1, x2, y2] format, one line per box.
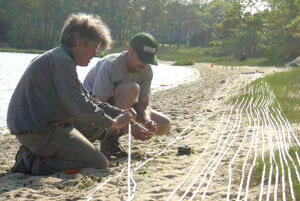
[0, 52, 197, 127]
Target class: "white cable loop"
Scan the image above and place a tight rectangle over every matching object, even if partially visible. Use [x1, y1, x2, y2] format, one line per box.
[199, 97, 248, 200]
[269, 109, 296, 201]
[268, 110, 287, 201]
[87, 73, 261, 200]
[236, 91, 259, 201]
[226, 97, 253, 201]
[265, 108, 280, 201]
[167, 102, 233, 201]
[273, 108, 300, 182]
[262, 108, 274, 201]
[244, 97, 262, 201]
[185, 98, 245, 201]
[177, 99, 240, 201]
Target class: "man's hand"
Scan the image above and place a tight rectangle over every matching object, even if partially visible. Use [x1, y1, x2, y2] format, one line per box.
[144, 120, 157, 133]
[111, 108, 136, 130]
[131, 122, 154, 141]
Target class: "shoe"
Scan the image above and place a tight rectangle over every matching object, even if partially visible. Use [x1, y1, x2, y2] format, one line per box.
[11, 145, 28, 174]
[100, 130, 128, 158]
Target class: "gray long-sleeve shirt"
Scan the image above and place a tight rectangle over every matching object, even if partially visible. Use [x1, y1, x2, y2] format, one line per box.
[7, 46, 121, 135]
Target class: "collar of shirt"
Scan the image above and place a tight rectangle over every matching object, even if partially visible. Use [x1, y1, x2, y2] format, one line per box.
[61, 45, 75, 62]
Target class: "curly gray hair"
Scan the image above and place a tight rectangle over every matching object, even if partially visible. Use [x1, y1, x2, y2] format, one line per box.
[60, 13, 112, 50]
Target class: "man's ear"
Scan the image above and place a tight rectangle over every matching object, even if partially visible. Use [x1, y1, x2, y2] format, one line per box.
[75, 38, 84, 48]
[128, 46, 135, 57]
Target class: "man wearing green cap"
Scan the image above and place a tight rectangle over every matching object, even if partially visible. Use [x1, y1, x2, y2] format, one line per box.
[84, 32, 171, 158]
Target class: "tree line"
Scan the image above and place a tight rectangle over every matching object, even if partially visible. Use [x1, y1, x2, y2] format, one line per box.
[0, 0, 299, 64]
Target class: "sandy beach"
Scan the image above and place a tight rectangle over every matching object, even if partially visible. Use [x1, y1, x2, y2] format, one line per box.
[0, 62, 298, 201]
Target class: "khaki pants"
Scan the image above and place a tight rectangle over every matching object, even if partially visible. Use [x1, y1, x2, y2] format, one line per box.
[15, 121, 107, 175]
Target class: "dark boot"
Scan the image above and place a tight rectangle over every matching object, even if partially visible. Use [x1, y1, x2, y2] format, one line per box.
[100, 130, 127, 158]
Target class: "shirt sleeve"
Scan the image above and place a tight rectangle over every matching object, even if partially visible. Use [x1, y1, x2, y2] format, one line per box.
[92, 61, 115, 98]
[139, 67, 153, 97]
[52, 61, 120, 129]
[82, 84, 121, 118]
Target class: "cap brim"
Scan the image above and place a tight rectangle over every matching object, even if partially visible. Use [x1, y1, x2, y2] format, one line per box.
[136, 52, 158, 66]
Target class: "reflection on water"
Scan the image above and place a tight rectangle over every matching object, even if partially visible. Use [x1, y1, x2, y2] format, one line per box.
[0, 52, 197, 126]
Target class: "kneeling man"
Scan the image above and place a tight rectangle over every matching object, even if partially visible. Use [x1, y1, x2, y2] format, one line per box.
[84, 32, 171, 157]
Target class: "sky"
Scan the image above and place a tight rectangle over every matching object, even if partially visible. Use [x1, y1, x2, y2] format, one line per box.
[243, 0, 270, 14]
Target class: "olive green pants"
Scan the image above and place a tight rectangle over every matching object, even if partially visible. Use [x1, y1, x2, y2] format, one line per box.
[15, 121, 107, 175]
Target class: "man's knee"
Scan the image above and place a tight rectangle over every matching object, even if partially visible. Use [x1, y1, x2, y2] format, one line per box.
[156, 116, 171, 135]
[115, 82, 140, 99]
[94, 150, 109, 169]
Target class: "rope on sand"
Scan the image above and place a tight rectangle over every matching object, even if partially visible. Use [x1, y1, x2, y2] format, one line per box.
[226, 97, 252, 201]
[86, 167, 127, 201]
[256, 85, 269, 201]
[265, 107, 280, 201]
[199, 97, 248, 200]
[270, 110, 296, 201]
[236, 96, 259, 201]
[179, 98, 243, 201]
[86, 72, 257, 200]
[261, 108, 273, 201]
[167, 74, 258, 201]
[243, 97, 261, 201]
[166, 102, 233, 201]
[274, 108, 300, 182]
[268, 110, 287, 201]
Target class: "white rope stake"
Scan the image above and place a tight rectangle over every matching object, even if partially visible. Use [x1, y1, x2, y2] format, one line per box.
[128, 122, 132, 200]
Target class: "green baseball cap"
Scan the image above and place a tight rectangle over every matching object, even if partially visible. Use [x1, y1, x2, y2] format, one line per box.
[130, 32, 158, 65]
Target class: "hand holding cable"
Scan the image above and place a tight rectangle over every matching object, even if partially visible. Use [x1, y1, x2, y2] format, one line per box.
[110, 108, 137, 130]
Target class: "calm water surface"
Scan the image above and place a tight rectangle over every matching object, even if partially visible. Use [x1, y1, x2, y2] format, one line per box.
[0, 52, 197, 126]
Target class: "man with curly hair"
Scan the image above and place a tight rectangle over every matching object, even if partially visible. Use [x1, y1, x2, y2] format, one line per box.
[7, 13, 136, 175]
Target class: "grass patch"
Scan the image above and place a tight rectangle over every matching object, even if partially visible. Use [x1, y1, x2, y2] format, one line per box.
[261, 68, 300, 123]
[173, 58, 194, 66]
[230, 67, 300, 123]
[0, 47, 46, 54]
[157, 45, 277, 66]
[250, 146, 300, 200]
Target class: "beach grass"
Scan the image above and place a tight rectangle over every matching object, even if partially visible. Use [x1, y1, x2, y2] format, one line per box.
[230, 68, 300, 200]
[231, 67, 300, 124]
[0, 47, 46, 54]
[260, 68, 300, 123]
[157, 45, 278, 67]
[172, 58, 194, 66]
[250, 146, 300, 200]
